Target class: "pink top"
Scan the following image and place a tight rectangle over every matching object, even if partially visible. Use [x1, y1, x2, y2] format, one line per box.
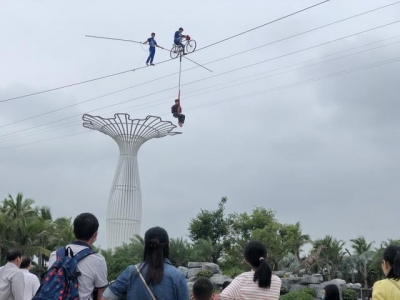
[219, 271, 281, 300]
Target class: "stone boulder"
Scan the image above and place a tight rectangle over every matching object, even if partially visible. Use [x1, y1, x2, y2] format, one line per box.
[209, 274, 232, 288]
[201, 262, 222, 275]
[187, 267, 201, 278]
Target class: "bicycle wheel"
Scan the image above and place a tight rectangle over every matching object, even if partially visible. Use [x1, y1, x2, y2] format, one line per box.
[186, 40, 197, 53]
[170, 45, 180, 59]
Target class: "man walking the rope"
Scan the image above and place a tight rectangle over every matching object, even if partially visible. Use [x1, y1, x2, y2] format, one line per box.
[171, 99, 185, 127]
[143, 32, 164, 66]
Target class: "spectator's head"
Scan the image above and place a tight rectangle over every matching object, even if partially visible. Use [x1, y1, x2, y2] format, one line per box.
[73, 213, 99, 244]
[143, 226, 170, 285]
[179, 27, 184, 32]
[192, 277, 213, 300]
[382, 245, 400, 279]
[222, 281, 231, 290]
[20, 255, 32, 270]
[323, 284, 340, 300]
[7, 249, 22, 267]
[244, 241, 272, 288]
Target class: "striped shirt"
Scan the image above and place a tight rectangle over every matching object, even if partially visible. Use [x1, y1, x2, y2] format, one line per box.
[219, 271, 281, 300]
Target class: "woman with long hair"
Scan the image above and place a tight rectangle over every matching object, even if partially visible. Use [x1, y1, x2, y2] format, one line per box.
[219, 241, 281, 299]
[372, 245, 400, 299]
[322, 284, 340, 300]
[102, 226, 189, 300]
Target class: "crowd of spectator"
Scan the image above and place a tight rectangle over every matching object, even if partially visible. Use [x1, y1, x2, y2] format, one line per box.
[0, 212, 398, 300]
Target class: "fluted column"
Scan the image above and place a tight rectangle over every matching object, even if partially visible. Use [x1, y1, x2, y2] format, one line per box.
[82, 113, 180, 249]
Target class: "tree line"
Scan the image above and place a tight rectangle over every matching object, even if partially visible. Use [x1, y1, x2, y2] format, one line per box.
[1, 193, 398, 287]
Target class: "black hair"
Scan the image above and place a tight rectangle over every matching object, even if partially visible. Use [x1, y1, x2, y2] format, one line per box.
[20, 255, 31, 269]
[175, 99, 179, 102]
[244, 241, 272, 288]
[151, 32, 155, 35]
[324, 284, 340, 300]
[193, 277, 213, 300]
[179, 27, 183, 31]
[383, 245, 400, 280]
[143, 226, 170, 285]
[7, 249, 22, 262]
[222, 281, 231, 290]
[73, 213, 99, 241]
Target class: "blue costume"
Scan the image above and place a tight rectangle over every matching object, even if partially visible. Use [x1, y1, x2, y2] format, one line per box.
[146, 37, 157, 64]
[174, 31, 185, 53]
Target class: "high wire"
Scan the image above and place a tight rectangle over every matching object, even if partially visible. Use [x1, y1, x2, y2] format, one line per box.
[1, 20, 399, 130]
[2, 0, 399, 104]
[1, 55, 399, 150]
[0, 0, 333, 104]
[1, 38, 399, 142]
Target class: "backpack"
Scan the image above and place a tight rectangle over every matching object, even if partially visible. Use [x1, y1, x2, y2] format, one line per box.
[33, 246, 95, 300]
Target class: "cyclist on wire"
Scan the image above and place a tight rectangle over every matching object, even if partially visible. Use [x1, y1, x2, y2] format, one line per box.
[174, 27, 187, 55]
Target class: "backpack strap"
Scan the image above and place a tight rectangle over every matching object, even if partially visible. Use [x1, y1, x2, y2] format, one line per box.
[73, 247, 96, 262]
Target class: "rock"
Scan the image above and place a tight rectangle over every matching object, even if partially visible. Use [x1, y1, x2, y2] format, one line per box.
[188, 262, 203, 268]
[209, 274, 233, 288]
[178, 266, 188, 278]
[299, 274, 323, 285]
[273, 271, 285, 278]
[187, 267, 201, 278]
[187, 281, 194, 291]
[281, 278, 292, 292]
[353, 283, 362, 289]
[201, 263, 222, 275]
[289, 284, 304, 291]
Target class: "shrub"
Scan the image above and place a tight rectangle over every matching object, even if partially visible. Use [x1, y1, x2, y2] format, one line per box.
[280, 288, 315, 300]
[342, 289, 358, 300]
[196, 270, 213, 278]
[301, 287, 316, 297]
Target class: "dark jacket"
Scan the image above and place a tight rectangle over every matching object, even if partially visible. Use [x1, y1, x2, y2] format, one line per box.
[171, 104, 182, 116]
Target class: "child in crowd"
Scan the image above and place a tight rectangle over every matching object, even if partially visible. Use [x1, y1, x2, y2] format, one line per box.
[192, 277, 214, 300]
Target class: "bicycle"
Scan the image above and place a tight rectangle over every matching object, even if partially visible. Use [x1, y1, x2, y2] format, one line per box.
[170, 36, 197, 59]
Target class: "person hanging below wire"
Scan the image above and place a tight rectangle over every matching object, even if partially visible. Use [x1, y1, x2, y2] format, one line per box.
[171, 99, 185, 127]
[143, 32, 164, 66]
[174, 27, 187, 55]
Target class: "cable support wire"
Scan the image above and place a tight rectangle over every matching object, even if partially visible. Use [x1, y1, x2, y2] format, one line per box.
[1, 35, 399, 143]
[1, 55, 399, 150]
[2, 39, 400, 143]
[1, 20, 399, 133]
[9, 0, 398, 103]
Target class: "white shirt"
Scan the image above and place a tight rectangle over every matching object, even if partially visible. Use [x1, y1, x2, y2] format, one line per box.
[0, 262, 25, 300]
[48, 244, 108, 300]
[220, 271, 281, 300]
[21, 269, 40, 300]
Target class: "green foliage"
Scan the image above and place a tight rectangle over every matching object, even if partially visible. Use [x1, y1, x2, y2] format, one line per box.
[280, 288, 315, 300]
[0, 193, 77, 272]
[342, 289, 357, 300]
[301, 287, 316, 297]
[196, 270, 213, 278]
[220, 266, 245, 279]
[313, 235, 346, 279]
[188, 197, 229, 263]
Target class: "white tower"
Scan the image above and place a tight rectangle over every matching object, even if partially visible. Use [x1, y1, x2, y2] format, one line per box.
[83, 113, 180, 249]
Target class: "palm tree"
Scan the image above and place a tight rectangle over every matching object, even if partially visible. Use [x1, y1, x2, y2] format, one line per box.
[289, 222, 311, 260]
[350, 236, 375, 288]
[169, 237, 191, 266]
[313, 235, 346, 280]
[3, 193, 36, 220]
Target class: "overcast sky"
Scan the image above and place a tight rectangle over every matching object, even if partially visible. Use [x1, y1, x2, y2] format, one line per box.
[1, 0, 399, 253]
